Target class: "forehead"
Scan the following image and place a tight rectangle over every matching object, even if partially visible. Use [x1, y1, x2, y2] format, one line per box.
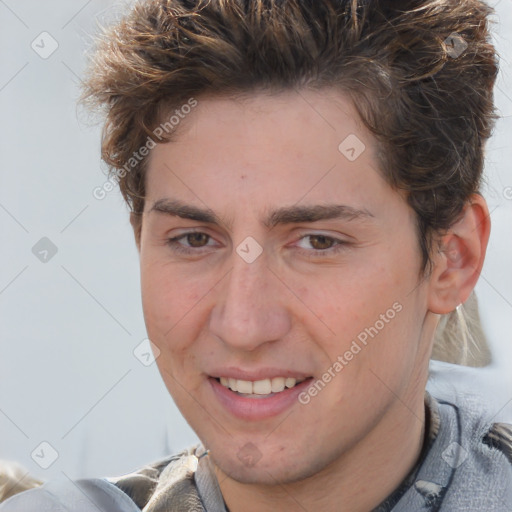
[167, 88, 364, 146]
[144, 88, 398, 218]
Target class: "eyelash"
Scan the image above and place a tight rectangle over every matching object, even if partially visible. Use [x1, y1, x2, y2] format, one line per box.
[166, 232, 349, 257]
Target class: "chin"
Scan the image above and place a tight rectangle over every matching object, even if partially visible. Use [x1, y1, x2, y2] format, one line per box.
[210, 448, 328, 486]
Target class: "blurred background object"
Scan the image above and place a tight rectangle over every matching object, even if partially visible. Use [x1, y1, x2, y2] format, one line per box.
[0, 460, 42, 503]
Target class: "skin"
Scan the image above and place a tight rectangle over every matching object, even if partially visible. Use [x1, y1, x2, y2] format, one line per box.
[132, 89, 490, 512]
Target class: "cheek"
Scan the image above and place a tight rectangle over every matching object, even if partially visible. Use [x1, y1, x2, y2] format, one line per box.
[140, 261, 207, 343]
[310, 267, 397, 327]
[141, 256, 201, 303]
[308, 262, 418, 360]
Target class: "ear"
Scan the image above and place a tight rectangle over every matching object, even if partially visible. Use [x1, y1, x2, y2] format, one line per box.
[130, 212, 142, 252]
[427, 194, 490, 315]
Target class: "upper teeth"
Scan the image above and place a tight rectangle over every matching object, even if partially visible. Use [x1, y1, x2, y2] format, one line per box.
[219, 377, 305, 394]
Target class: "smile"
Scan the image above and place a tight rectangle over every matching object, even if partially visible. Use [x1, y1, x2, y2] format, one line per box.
[209, 376, 314, 420]
[217, 376, 307, 397]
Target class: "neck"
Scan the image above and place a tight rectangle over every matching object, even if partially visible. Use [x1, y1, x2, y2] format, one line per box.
[214, 390, 427, 512]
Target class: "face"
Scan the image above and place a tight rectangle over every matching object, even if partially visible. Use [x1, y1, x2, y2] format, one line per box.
[137, 89, 434, 485]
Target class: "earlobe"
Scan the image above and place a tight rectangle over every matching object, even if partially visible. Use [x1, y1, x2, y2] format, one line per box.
[130, 212, 142, 251]
[427, 194, 490, 315]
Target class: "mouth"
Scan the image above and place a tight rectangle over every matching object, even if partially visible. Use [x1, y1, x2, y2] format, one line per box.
[214, 376, 308, 398]
[208, 375, 314, 420]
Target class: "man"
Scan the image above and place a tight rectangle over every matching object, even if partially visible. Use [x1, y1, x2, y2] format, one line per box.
[2, 0, 511, 510]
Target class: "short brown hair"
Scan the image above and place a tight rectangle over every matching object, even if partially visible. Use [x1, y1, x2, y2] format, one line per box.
[82, 0, 498, 271]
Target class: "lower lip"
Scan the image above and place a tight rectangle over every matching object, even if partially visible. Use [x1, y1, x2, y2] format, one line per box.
[209, 377, 313, 421]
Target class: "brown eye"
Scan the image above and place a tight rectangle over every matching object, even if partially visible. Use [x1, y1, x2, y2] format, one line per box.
[186, 233, 210, 247]
[294, 234, 349, 258]
[308, 235, 335, 250]
[166, 231, 218, 255]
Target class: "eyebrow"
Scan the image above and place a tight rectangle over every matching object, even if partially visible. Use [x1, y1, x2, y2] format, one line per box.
[149, 199, 374, 230]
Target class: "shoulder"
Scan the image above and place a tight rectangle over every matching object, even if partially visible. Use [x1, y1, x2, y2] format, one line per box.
[430, 396, 512, 510]
[0, 476, 141, 511]
[107, 447, 205, 511]
[386, 395, 512, 510]
[482, 422, 512, 465]
[0, 448, 205, 512]
[448, 394, 512, 466]
[106, 450, 191, 509]
[435, 395, 512, 470]
[432, 393, 511, 458]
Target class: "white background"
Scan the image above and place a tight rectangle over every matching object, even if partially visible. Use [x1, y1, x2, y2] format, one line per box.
[0, 0, 511, 481]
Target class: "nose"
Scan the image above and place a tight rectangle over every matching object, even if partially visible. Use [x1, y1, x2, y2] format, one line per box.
[209, 255, 291, 352]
